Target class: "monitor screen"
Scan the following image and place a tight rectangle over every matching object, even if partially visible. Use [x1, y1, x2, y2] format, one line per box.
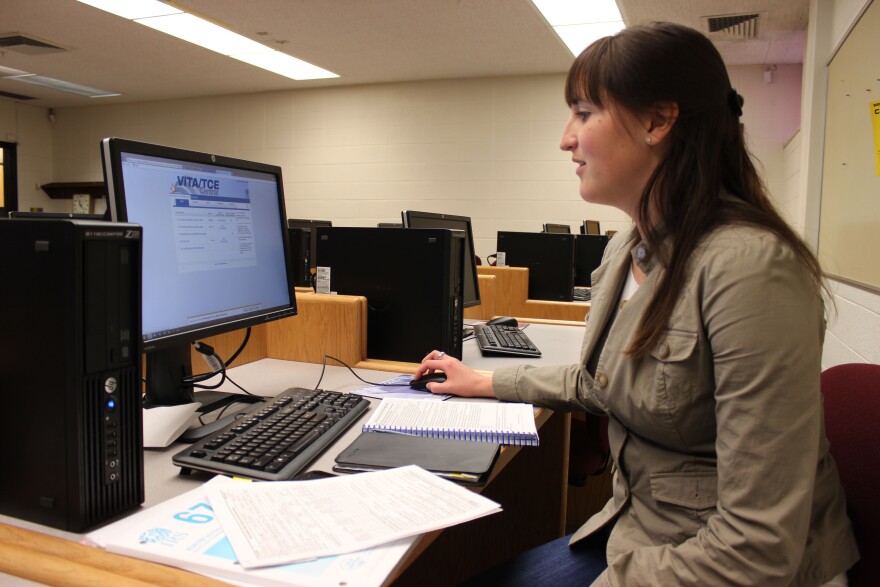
[401, 210, 480, 308]
[543, 223, 571, 234]
[287, 218, 332, 271]
[101, 137, 297, 426]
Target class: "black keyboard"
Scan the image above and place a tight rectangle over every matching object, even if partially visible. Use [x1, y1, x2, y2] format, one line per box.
[474, 323, 542, 357]
[573, 287, 591, 302]
[172, 387, 369, 481]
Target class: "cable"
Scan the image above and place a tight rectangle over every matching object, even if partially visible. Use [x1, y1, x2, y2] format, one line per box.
[314, 355, 414, 390]
[225, 327, 250, 368]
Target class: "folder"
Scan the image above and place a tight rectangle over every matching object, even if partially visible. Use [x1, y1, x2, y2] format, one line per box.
[333, 431, 501, 486]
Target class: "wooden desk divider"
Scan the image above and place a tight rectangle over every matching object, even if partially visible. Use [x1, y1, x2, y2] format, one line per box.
[477, 266, 590, 323]
[266, 292, 368, 367]
[187, 291, 368, 370]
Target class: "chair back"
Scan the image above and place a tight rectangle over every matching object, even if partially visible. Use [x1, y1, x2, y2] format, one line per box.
[821, 363, 880, 587]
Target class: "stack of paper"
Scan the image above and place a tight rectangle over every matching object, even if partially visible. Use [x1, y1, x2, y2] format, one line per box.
[87, 466, 501, 586]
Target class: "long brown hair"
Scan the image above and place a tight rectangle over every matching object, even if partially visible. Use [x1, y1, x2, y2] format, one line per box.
[564, 22, 825, 357]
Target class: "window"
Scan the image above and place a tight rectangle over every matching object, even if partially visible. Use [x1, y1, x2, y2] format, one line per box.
[0, 142, 18, 217]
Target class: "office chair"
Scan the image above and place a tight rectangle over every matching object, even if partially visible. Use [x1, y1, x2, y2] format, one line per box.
[568, 414, 609, 487]
[820, 362, 880, 587]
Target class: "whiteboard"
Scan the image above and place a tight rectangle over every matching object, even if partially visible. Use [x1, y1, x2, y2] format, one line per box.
[819, 0, 880, 291]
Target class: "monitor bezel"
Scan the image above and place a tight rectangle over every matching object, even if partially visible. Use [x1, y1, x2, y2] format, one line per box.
[101, 137, 298, 355]
[401, 209, 481, 308]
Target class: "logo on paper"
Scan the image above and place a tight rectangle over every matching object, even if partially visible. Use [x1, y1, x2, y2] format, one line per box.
[138, 527, 188, 546]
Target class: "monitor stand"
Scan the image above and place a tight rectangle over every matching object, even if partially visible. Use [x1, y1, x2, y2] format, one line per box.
[143, 344, 265, 442]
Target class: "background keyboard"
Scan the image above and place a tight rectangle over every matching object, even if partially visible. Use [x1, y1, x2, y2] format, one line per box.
[173, 387, 369, 481]
[474, 323, 542, 357]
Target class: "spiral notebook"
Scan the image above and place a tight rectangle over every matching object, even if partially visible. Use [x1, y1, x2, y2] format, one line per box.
[362, 398, 539, 446]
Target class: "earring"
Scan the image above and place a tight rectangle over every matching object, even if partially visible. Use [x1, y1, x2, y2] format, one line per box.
[646, 136, 653, 144]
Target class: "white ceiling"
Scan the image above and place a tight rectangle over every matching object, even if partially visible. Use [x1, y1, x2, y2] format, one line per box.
[0, 0, 809, 109]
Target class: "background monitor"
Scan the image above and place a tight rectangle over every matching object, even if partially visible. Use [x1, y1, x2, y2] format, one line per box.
[543, 223, 571, 234]
[581, 220, 601, 235]
[574, 234, 610, 287]
[101, 137, 297, 432]
[496, 231, 575, 302]
[401, 210, 481, 308]
[287, 218, 332, 272]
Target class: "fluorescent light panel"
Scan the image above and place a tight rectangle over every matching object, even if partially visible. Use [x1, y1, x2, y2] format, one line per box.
[531, 0, 625, 56]
[77, 0, 338, 81]
[5, 73, 120, 98]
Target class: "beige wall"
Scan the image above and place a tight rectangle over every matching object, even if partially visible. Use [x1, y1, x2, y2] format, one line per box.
[6, 15, 872, 365]
[0, 101, 54, 212]
[35, 68, 795, 261]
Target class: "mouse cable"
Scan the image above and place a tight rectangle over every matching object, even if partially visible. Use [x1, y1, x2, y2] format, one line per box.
[313, 355, 414, 390]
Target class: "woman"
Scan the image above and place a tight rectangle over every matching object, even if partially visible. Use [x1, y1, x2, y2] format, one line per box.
[414, 22, 858, 586]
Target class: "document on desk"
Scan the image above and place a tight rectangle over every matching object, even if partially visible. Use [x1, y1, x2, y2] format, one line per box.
[350, 374, 452, 401]
[85, 476, 414, 587]
[208, 465, 502, 569]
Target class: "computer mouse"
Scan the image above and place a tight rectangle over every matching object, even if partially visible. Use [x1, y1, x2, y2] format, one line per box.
[409, 373, 447, 391]
[486, 316, 518, 327]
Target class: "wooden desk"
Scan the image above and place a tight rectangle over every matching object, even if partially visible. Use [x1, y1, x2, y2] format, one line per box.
[0, 350, 575, 586]
[477, 266, 590, 322]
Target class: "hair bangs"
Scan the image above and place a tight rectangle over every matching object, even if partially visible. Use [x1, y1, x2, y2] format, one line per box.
[564, 36, 614, 108]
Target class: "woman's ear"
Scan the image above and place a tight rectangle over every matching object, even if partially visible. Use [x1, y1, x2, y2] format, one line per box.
[645, 102, 679, 144]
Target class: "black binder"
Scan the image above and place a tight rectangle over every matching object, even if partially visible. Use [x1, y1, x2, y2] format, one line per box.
[333, 432, 500, 486]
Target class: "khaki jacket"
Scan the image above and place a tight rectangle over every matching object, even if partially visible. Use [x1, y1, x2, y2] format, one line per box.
[494, 224, 859, 586]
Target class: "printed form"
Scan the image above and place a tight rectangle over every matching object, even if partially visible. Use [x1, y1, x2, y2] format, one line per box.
[207, 465, 502, 569]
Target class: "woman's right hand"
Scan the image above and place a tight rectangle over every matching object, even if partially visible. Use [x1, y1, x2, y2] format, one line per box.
[413, 350, 496, 398]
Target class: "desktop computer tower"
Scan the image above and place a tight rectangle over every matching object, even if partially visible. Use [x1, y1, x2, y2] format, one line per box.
[496, 231, 576, 301]
[287, 227, 312, 287]
[0, 219, 145, 531]
[316, 227, 464, 363]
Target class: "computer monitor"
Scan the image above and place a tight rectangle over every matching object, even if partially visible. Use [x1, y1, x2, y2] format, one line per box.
[574, 234, 610, 286]
[581, 220, 601, 235]
[543, 223, 571, 234]
[496, 231, 576, 302]
[287, 218, 332, 274]
[401, 210, 481, 308]
[101, 137, 297, 431]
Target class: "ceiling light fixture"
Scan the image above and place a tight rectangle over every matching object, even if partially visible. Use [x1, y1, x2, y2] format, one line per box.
[77, 0, 338, 81]
[4, 73, 121, 98]
[531, 0, 625, 57]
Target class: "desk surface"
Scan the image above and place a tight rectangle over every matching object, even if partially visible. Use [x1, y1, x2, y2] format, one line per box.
[1, 321, 585, 586]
